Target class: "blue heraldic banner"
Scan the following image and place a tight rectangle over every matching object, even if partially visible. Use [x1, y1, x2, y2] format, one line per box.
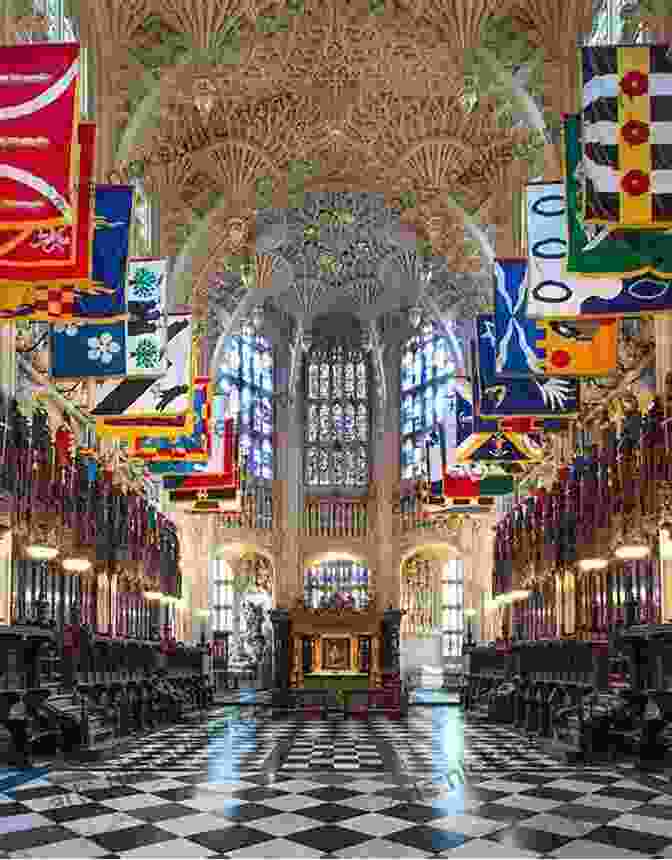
[454, 373, 541, 464]
[51, 186, 133, 379]
[494, 258, 543, 377]
[75, 185, 133, 318]
[476, 315, 580, 418]
[50, 323, 127, 379]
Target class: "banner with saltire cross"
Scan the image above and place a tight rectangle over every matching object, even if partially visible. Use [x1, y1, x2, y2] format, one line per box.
[494, 258, 617, 377]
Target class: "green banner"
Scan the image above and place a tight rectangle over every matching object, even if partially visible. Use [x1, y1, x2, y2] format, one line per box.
[566, 114, 672, 279]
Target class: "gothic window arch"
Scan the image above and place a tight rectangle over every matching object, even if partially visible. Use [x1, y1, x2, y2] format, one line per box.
[400, 321, 456, 480]
[217, 333, 274, 480]
[304, 344, 370, 488]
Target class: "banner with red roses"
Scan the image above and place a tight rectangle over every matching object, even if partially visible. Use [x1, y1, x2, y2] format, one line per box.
[582, 45, 672, 228]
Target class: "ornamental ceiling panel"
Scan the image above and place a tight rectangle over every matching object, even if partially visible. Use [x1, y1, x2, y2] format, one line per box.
[108, 1, 534, 329]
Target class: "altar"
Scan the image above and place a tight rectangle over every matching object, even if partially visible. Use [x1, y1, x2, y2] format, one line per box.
[287, 600, 384, 688]
[303, 671, 369, 691]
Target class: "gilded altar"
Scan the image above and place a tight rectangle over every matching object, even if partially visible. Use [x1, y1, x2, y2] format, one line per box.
[288, 598, 384, 688]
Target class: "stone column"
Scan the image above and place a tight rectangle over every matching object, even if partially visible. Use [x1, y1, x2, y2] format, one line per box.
[383, 608, 403, 675]
[270, 607, 289, 690]
[370, 339, 401, 609]
[272, 335, 302, 608]
[370, 635, 382, 687]
[0, 322, 16, 625]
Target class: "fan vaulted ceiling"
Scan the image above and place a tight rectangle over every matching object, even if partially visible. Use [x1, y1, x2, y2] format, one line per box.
[206, 191, 492, 353]
[100, 0, 551, 330]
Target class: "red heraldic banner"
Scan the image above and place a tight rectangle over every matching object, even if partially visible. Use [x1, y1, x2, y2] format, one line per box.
[0, 122, 94, 285]
[0, 44, 79, 230]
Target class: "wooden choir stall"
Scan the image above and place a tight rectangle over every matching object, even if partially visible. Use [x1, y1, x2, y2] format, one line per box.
[288, 598, 384, 691]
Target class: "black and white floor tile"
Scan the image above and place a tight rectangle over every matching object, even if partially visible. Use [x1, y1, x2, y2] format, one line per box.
[4, 705, 672, 856]
[372, 712, 568, 775]
[281, 716, 386, 772]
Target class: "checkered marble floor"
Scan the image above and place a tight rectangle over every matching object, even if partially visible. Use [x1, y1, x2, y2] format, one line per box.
[281, 716, 386, 772]
[79, 707, 295, 773]
[372, 712, 567, 775]
[5, 707, 672, 856]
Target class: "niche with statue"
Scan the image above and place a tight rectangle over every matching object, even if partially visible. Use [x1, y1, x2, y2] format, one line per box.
[230, 553, 273, 686]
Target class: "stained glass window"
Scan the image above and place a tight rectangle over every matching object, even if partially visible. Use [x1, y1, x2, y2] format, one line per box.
[212, 560, 234, 633]
[442, 559, 465, 658]
[218, 333, 274, 480]
[400, 321, 457, 480]
[305, 344, 370, 488]
[303, 560, 369, 610]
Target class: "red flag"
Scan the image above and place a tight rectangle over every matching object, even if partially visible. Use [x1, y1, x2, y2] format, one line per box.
[0, 121, 95, 284]
[0, 44, 79, 229]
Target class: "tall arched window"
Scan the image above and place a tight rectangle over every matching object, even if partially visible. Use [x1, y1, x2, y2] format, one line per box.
[217, 333, 274, 480]
[400, 322, 456, 480]
[304, 344, 369, 488]
[442, 559, 464, 658]
[212, 560, 234, 634]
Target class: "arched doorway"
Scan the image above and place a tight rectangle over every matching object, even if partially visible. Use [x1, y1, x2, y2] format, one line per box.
[210, 550, 274, 691]
[400, 548, 465, 700]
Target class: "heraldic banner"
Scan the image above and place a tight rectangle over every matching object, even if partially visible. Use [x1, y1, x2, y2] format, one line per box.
[93, 313, 192, 419]
[125, 257, 168, 379]
[475, 316, 580, 419]
[565, 113, 672, 281]
[582, 45, 672, 227]
[50, 186, 133, 379]
[0, 44, 79, 231]
[0, 123, 96, 324]
[494, 258, 617, 377]
[130, 377, 212, 464]
[526, 182, 622, 319]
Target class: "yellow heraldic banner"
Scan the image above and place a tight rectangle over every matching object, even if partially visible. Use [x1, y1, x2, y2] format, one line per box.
[582, 44, 672, 227]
